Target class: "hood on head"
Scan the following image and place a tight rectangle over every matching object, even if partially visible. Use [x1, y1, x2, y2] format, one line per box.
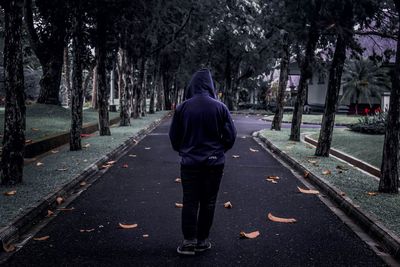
[184, 69, 216, 100]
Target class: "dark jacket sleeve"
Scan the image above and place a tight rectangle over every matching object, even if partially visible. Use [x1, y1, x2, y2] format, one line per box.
[169, 110, 182, 152]
[221, 107, 236, 152]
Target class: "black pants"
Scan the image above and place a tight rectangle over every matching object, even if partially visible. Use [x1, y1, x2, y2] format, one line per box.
[180, 165, 224, 241]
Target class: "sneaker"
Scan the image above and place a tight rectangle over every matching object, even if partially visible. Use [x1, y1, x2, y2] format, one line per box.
[177, 240, 196, 255]
[195, 240, 212, 252]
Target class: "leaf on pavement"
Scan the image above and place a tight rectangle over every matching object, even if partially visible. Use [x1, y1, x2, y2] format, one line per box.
[128, 154, 137, 158]
[4, 190, 16, 196]
[3, 243, 16, 253]
[106, 160, 116, 165]
[51, 150, 59, 154]
[367, 191, 378, 196]
[267, 213, 297, 224]
[232, 155, 240, 158]
[80, 181, 87, 187]
[83, 143, 90, 148]
[266, 179, 278, 184]
[46, 210, 54, 217]
[57, 207, 75, 211]
[224, 201, 233, 209]
[174, 178, 181, 183]
[36, 162, 44, 166]
[267, 175, 279, 180]
[144, 147, 151, 150]
[119, 223, 138, 229]
[25, 139, 33, 144]
[249, 148, 259, 152]
[175, 203, 183, 208]
[143, 234, 149, 238]
[80, 228, 95, 233]
[239, 231, 260, 239]
[56, 197, 64, 205]
[322, 170, 331, 175]
[101, 164, 112, 169]
[122, 164, 129, 168]
[297, 186, 319, 195]
[57, 168, 68, 171]
[33, 236, 50, 241]
[307, 160, 318, 165]
[304, 171, 310, 178]
[80, 133, 94, 138]
[31, 128, 40, 131]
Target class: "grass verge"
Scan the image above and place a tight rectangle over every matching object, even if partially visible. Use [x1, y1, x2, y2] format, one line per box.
[264, 114, 362, 125]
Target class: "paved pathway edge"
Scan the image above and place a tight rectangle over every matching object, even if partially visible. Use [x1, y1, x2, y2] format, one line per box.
[256, 131, 400, 260]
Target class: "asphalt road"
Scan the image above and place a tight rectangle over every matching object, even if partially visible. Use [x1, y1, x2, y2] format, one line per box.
[2, 115, 387, 267]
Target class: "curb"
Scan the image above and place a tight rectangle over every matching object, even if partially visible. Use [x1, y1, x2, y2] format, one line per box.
[262, 118, 351, 127]
[25, 116, 121, 158]
[304, 135, 381, 178]
[256, 132, 400, 260]
[0, 113, 171, 252]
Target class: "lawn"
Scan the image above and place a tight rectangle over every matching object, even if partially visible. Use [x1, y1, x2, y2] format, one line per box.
[264, 114, 362, 125]
[0, 104, 119, 141]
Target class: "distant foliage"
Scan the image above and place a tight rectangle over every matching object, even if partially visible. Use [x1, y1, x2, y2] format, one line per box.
[348, 111, 387, 134]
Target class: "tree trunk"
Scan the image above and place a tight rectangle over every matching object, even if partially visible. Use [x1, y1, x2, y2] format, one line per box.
[224, 49, 234, 110]
[63, 46, 72, 107]
[137, 57, 147, 117]
[141, 60, 148, 116]
[149, 57, 159, 114]
[290, 2, 321, 141]
[379, 1, 400, 193]
[36, 56, 64, 105]
[69, 2, 84, 151]
[1, 0, 26, 186]
[118, 48, 130, 126]
[92, 65, 98, 109]
[315, 35, 348, 156]
[271, 31, 289, 131]
[163, 72, 172, 110]
[96, 19, 110, 136]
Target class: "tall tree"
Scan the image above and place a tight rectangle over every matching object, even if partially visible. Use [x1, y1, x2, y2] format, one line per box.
[379, 0, 400, 193]
[0, 0, 26, 185]
[24, 0, 69, 105]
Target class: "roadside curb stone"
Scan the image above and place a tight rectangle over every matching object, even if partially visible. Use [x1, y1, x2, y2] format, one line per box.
[256, 131, 400, 260]
[0, 112, 171, 251]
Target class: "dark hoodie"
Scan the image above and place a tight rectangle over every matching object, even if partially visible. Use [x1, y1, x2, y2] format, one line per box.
[169, 69, 237, 167]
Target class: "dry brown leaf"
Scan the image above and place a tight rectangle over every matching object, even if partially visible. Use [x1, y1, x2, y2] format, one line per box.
[174, 178, 181, 183]
[31, 128, 40, 131]
[175, 203, 183, 208]
[239, 231, 260, 239]
[144, 147, 151, 150]
[128, 154, 137, 158]
[304, 171, 310, 178]
[3, 243, 16, 252]
[106, 160, 116, 165]
[267, 175, 279, 180]
[36, 162, 44, 166]
[266, 179, 278, 184]
[249, 148, 259, 152]
[4, 190, 16, 196]
[224, 201, 233, 209]
[143, 234, 149, 238]
[119, 223, 138, 229]
[56, 197, 64, 205]
[57, 207, 75, 211]
[122, 164, 129, 168]
[83, 143, 91, 148]
[51, 150, 59, 154]
[322, 170, 331, 175]
[267, 213, 297, 223]
[340, 192, 346, 196]
[367, 192, 378, 196]
[80, 181, 87, 187]
[25, 139, 33, 144]
[80, 228, 95, 233]
[46, 210, 54, 217]
[232, 155, 240, 158]
[100, 164, 112, 169]
[34, 236, 50, 241]
[297, 186, 319, 195]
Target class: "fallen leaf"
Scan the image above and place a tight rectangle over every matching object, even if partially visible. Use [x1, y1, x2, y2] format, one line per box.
[232, 155, 240, 158]
[106, 160, 116, 165]
[266, 175, 279, 180]
[56, 197, 64, 205]
[46, 210, 54, 217]
[36, 162, 44, 166]
[122, 164, 129, 168]
[297, 186, 319, 195]
[31, 128, 40, 131]
[57, 168, 68, 171]
[322, 170, 331, 175]
[4, 190, 16, 196]
[249, 148, 259, 152]
[367, 191, 378, 196]
[175, 203, 183, 208]
[224, 201, 233, 209]
[51, 150, 59, 154]
[239, 231, 260, 239]
[340, 192, 346, 196]
[25, 139, 33, 144]
[57, 207, 75, 211]
[174, 178, 181, 183]
[80, 133, 94, 138]
[83, 143, 90, 148]
[143, 234, 149, 238]
[3, 243, 16, 252]
[33, 236, 50, 241]
[80, 228, 95, 233]
[266, 179, 278, 184]
[128, 154, 137, 158]
[119, 223, 138, 229]
[79, 181, 87, 187]
[144, 147, 151, 150]
[307, 160, 318, 164]
[267, 213, 297, 223]
[304, 171, 310, 178]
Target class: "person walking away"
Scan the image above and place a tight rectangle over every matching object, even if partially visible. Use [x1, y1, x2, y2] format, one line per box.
[169, 68, 237, 255]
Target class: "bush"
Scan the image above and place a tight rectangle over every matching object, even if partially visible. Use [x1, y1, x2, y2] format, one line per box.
[348, 111, 387, 135]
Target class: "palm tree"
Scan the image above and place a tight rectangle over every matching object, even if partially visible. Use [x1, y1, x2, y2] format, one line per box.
[340, 59, 391, 114]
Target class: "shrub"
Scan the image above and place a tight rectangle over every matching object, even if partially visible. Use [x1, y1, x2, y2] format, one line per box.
[348, 111, 387, 135]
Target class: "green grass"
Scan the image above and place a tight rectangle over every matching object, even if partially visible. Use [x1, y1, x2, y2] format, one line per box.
[0, 104, 119, 141]
[259, 128, 400, 238]
[309, 129, 383, 168]
[264, 114, 362, 125]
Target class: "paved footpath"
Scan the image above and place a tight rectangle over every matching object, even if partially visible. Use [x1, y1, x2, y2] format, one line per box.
[2, 115, 388, 266]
